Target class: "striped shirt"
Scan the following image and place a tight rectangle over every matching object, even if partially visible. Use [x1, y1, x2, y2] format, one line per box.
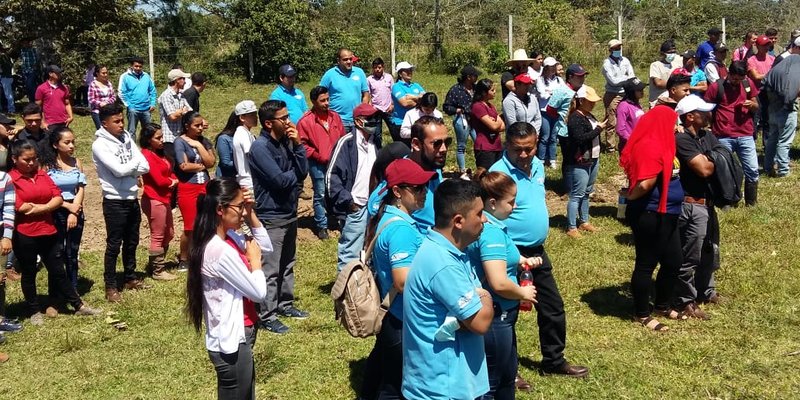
[0, 172, 15, 239]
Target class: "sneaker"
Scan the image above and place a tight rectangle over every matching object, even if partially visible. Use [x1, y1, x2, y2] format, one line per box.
[45, 306, 59, 318]
[0, 318, 23, 333]
[105, 288, 122, 303]
[152, 270, 178, 281]
[316, 228, 330, 240]
[260, 319, 290, 334]
[280, 306, 309, 319]
[176, 260, 189, 272]
[123, 279, 153, 291]
[30, 312, 45, 326]
[75, 304, 102, 317]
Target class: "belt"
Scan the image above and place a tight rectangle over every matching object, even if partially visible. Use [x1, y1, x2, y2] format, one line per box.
[684, 196, 706, 205]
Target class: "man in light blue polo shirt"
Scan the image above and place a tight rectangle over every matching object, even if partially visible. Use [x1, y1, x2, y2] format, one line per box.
[319, 48, 370, 134]
[389, 61, 425, 144]
[489, 121, 589, 378]
[402, 179, 493, 400]
[269, 64, 308, 125]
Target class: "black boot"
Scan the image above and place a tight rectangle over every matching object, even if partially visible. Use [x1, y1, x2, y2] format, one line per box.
[745, 180, 758, 206]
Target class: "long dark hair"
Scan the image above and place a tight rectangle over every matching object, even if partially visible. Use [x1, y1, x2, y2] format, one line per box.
[181, 111, 203, 137]
[364, 191, 397, 249]
[185, 177, 243, 332]
[215, 111, 240, 146]
[472, 78, 494, 103]
[139, 123, 164, 156]
[41, 126, 75, 170]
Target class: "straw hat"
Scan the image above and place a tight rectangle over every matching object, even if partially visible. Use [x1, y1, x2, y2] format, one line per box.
[506, 49, 534, 66]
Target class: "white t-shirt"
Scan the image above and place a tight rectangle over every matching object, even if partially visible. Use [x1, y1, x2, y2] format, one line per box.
[400, 108, 444, 139]
[351, 131, 376, 206]
[232, 125, 255, 189]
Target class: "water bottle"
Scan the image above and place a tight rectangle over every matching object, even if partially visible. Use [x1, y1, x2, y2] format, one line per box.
[617, 187, 628, 219]
[519, 266, 534, 312]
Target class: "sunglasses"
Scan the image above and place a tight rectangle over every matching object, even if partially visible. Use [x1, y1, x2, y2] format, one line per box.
[400, 184, 427, 194]
[430, 137, 453, 148]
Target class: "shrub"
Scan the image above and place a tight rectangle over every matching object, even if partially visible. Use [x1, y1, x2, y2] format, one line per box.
[485, 41, 510, 73]
[441, 44, 485, 74]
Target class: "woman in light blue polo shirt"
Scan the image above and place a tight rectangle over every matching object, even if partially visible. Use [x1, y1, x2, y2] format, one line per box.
[468, 168, 541, 399]
[390, 61, 424, 145]
[360, 158, 434, 400]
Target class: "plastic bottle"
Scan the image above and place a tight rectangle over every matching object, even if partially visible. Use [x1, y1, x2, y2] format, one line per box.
[519, 265, 534, 312]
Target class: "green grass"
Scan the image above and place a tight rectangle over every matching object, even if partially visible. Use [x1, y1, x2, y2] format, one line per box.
[2, 72, 800, 399]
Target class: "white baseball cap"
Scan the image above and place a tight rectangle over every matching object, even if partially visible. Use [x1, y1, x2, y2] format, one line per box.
[395, 61, 415, 73]
[167, 69, 191, 82]
[675, 95, 716, 116]
[543, 57, 558, 67]
[234, 100, 257, 116]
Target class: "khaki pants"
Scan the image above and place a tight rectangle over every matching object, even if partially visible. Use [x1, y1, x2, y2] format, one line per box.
[602, 92, 622, 152]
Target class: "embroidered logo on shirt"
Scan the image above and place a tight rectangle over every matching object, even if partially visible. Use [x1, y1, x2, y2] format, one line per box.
[390, 252, 410, 262]
[352, 76, 361, 81]
[457, 290, 475, 309]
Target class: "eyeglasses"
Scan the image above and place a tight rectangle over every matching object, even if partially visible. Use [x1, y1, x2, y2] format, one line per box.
[226, 202, 246, 215]
[430, 137, 452, 149]
[271, 114, 290, 123]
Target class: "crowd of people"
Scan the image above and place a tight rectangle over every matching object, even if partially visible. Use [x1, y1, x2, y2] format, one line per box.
[0, 25, 798, 399]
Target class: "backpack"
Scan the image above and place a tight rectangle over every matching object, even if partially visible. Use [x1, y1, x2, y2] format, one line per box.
[713, 77, 751, 107]
[705, 144, 744, 207]
[330, 217, 402, 338]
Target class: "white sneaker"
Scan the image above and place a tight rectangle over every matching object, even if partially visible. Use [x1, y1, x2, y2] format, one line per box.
[549, 162, 558, 170]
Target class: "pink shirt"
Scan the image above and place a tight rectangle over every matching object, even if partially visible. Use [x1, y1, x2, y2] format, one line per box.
[747, 54, 775, 87]
[35, 82, 70, 125]
[367, 73, 394, 113]
[615, 99, 644, 142]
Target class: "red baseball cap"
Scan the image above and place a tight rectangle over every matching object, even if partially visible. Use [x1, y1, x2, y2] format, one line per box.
[513, 73, 533, 84]
[353, 103, 378, 118]
[381, 159, 435, 194]
[756, 35, 771, 46]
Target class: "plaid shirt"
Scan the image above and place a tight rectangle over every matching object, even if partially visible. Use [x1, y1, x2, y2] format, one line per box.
[20, 48, 38, 74]
[157, 87, 191, 143]
[88, 80, 117, 112]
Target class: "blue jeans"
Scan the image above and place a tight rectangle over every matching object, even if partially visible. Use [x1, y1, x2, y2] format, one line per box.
[565, 159, 599, 229]
[717, 136, 759, 183]
[337, 206, 368, 272]
[537, 113, 559, 163]
[91, 112, 102, 130]
[454, 114, 476, 172]
[765, 104, 798, 176]
[479, 304, 519, 400]
[126, 108, 152, 136]
[1, 77, 14, 113]
[308, 161, 328, 230]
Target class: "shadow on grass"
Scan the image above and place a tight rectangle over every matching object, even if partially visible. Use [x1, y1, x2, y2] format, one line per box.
[348, 357, 368, 395]
[518, 356, 543, 373]
[615, 232, 634, 246]
[319, 281, 334, 296]
[589, 205, 617, 219]
[580, 284, 632, 320]
[549, 215, 567, 229]
[545, 176, 565, 196]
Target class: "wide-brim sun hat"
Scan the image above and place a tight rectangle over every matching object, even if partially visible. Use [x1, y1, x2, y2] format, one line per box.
[506, 49, 534, 66]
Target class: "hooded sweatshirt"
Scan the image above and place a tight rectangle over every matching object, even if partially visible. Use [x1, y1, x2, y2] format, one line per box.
[92, 127, 150, 200]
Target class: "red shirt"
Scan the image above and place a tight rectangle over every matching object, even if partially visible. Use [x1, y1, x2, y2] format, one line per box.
[704, 78, 759, 139]
[297, 110, 346, 165]
[35, 82, 70, 125]
[142, 149, 176, 204]
[470, 101, 503, 151]
[11, 168, 62, 237]
[224, 237, 258, 328]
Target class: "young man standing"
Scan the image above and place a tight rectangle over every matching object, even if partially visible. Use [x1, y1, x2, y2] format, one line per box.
[269, 64, 308, 125]
[649, 40, 682, 108]
[696, 27, 722, 69]
[297, 86, 345, 240]
[118, 56, 157, 135]
[704, 43, 729, 84]
[249, 100, 309, 334]
[92, 104, 151, 303]
[15, 103, 49, 156]
[367, 58, 394, 143]
[181, 72, 206, 112]
[158, 69, 192, 162]
[35, 65, 73, 131]
[748, 35, 776, 142]
[762, 52, 800, 177]
[602, 39, 635, 152]
[320, 48, 370, 135]
[402, 179, 493, 400]
[327, 103, 379, 272]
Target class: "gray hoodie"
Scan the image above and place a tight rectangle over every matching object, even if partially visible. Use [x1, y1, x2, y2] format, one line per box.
[92, 127, 150, 200]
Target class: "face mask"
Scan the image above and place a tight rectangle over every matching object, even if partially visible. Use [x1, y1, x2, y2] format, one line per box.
[360, 125, 379, 136]
[611, 50, 622, 58]
[665, 53, 676, 63]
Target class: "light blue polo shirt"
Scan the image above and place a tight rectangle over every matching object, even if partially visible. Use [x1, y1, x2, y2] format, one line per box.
[402, 230, 489, 400]
[546, 84, 576, 138]
[391, 81, 425, 125]
[467, 212, 522, 311]
[373, 206, 423, 320]
[489, 154, 549, 247]
[269, 84, 308, 125]
[319, 65, 369, 123]
[367, 168, 442, 234]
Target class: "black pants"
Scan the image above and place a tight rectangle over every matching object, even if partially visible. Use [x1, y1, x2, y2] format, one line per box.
[515, 246, 566, 370]
[626, 209, 681, 318]
[53, 206, 84, 290]
[103, 198, 141, 289]
[475, 150, 503, 171]
[208, 342, 255, 400]
[361, 312, 404, 400]
[14, 232, 82, 312]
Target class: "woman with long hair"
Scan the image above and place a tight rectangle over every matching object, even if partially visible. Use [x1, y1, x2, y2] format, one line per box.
[360, 158, 433, 400]
[470, 78, 505, 170]
[42, 127, 86, 290]
[10, 139, 100, 325]
[87, 64, 116, 130]
[443, 65, 480, 174]
[215, 111, 240, 178]
[620, 105, 685, 331]
[139, 123, 179, 281]
[468, 168, 540, 399]
[399, 92, 443, 141]
[174, 111, 216, 270]
[186, 177, 270, 400]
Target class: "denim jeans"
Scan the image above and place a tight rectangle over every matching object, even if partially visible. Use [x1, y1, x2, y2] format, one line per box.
[308, 161, 328, 230]
[53, 207, 85, 290]
[764, 104, 798, 176]
[207, 342, 255, 400]
[717, 136, 759, 183]
[91, 112, 102, 130]
[360, 312, 404, 400]
[537, 113, 559, 163]
[102, 198, 141, 289]
[337, 206, 368, 272]
[0, 77, 14, 113]
[565, 159, 599, 229]
[126, 108, 152, 137]
[479, 304, 519, 400]
[23, 71, 37, 103]
[257, 221, 297, 322]
[454, 114, 476, 172]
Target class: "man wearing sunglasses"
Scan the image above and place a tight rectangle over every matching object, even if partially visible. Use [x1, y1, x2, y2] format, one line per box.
[327, 103, 380, 272]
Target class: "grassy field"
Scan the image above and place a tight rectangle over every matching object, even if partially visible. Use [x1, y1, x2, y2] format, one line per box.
[2, 70, 800, 399]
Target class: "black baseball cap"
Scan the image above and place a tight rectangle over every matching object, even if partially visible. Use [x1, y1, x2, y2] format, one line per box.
[47, 65, 63, 74]
[0, 113, 15, 126]
[279, 64, 297, 77]
[682, 49, 697, 59]
[660, 40, 676, 53]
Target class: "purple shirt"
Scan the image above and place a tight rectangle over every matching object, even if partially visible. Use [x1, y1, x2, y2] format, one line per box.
[367, 73, 394, 113]
[615, 99, 644, 142]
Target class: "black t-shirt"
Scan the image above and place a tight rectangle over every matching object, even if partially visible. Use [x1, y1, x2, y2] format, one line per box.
[17, 128, 50, 157]
[675, 128, 720, 198]
[500, 70, 515, 99]
[183, 86, 200, 112]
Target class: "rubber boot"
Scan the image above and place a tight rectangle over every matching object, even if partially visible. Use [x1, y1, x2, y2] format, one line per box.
[150, 251, 177, 281]
[745, 180, 758, 207]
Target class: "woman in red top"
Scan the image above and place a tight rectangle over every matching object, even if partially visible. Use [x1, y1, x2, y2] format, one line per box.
[10, 139, 100, 325]
[470, 78, 505, 170]
[139, 123, 179, 281]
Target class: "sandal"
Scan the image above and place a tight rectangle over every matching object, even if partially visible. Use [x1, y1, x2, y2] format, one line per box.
[654, 308, 688, 320]
[638, 317, 669, 332]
